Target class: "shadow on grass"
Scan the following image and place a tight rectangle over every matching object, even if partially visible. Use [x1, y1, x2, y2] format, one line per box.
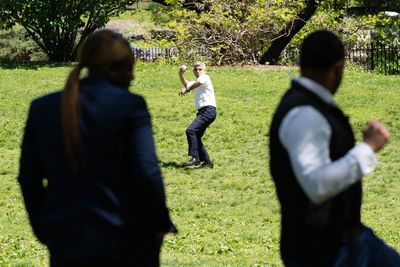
[159, 161, 211, 170]
[159, 161, 187, 169]
[0, 61, 73, 70]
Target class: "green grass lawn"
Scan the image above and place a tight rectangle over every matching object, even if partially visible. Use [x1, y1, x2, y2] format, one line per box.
[0, 63, 399, 266]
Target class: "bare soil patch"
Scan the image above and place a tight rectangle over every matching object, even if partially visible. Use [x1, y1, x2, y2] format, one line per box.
[105, 20, 136, 32]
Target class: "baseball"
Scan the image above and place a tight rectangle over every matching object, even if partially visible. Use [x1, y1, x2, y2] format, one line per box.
[180, 65, 188, 71]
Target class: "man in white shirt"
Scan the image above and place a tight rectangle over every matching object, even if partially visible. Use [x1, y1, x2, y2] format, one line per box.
[269, 30, 399, 266]
[178, 61, 216, 168]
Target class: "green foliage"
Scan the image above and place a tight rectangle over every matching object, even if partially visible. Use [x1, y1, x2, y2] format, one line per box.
[280, 5, 400, 72]
[289, 2, 400, 47]
[0, 28, 47, 63]
[1, 64, 400, 266]
[151, 0, 305, 65]
[352, 0, 400, 11]
[0, 0, 137, 61]
[149, 0, 397, 66]
[290, 7, 371, 48]
[368, 14, 400, 45]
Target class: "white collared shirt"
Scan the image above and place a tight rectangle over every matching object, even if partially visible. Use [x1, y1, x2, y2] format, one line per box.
[278, 77, 377, 204]
[188, 74, 216, 110]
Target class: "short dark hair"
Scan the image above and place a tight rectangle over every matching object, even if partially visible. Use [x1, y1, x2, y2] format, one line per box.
[300, 30, 344, 70]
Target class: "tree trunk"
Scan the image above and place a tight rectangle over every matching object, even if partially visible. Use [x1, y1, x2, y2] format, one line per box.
[259, 0, 319, 65]
[71, 24, 99, 61]
[46, 37, 75, 62]
[47, 49, 71, 62]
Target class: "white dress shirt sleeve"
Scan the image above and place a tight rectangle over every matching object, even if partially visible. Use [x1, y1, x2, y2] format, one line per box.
[197, 74, 208, 84]
[279, 106, 377, 204]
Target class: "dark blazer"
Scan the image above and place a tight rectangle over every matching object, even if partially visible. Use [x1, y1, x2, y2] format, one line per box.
[18, 77, 174, 266]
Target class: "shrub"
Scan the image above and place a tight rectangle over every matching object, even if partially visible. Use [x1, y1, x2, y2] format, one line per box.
[0, 28, 47, 63]
[151, 0, 304, 65]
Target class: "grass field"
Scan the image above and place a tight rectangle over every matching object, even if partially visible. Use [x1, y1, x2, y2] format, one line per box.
[0, 63, 399, 266]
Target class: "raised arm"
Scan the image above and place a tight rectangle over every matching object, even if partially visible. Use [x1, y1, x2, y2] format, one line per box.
[279, 106, 385, 205]
[178, 68, 189, 87]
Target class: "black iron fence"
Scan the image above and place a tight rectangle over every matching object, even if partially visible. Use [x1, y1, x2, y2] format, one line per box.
[353, 43, 400, 75]
[282, 42, 400, 75]
[133, 43, 400, 75]
[133, 47, 179, 61]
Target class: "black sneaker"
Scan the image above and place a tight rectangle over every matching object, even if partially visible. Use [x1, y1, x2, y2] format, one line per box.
[185, 157, 201, 166]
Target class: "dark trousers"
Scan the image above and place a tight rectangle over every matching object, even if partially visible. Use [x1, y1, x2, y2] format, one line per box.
[186, 106, 216, 161]
[282, 227, 400, 267]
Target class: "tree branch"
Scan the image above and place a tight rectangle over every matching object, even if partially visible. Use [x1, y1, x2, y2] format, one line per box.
[259, 0, 319, 65]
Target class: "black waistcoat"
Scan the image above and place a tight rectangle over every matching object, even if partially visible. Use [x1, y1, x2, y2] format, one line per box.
[269, 81, 363, 258]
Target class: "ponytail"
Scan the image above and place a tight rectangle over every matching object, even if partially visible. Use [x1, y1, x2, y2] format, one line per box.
[60, 29, 135, 171]
[61, 64, 82, 171]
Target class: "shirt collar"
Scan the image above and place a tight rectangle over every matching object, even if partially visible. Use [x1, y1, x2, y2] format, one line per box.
[295, 76, 335, 105]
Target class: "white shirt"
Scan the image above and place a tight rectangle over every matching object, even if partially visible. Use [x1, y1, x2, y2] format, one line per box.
[188, 74, 216, 110]
[278, 77, 377, 204]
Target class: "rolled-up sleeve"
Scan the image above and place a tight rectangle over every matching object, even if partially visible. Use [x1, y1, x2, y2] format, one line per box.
[279, 106, 376, 205]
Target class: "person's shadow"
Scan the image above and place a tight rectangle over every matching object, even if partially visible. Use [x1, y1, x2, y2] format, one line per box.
[159, 161, 186, 169]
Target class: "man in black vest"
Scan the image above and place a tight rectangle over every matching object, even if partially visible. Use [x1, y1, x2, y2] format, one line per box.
[269, 30, 400, 266]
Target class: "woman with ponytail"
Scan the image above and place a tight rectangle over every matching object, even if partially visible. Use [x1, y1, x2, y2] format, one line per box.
[18, 29, 176, 266]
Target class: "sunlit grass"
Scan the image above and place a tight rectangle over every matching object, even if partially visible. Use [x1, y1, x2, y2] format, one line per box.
[0, 63, 399, 266]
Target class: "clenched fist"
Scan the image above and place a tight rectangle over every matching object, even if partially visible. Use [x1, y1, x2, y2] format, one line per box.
[362, 119, 390, 152]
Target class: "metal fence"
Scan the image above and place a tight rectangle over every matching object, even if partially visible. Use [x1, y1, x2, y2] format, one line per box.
[133, 47, 179, 61]
[353, 43, 400, 75]
[282, 43, 400, 75]
[133, 43, 400, 75]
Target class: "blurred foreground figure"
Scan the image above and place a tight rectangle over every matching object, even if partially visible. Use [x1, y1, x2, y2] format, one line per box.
[269, 30, 400, 267]
[18, 29, 176, 267]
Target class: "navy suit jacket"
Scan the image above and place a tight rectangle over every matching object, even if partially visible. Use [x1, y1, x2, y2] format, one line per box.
[18, 77, 174, 261]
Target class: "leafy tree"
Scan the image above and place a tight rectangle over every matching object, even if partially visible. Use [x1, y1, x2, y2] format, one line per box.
[0, 0, 136, 61]
[152, 0, 305, 65]
[152, 0, 399, 65]
[259, 0, 362, 64]
[259, 0, 319, 64]
[353, 0, 400, 13]
[153, 0, 209, 13]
